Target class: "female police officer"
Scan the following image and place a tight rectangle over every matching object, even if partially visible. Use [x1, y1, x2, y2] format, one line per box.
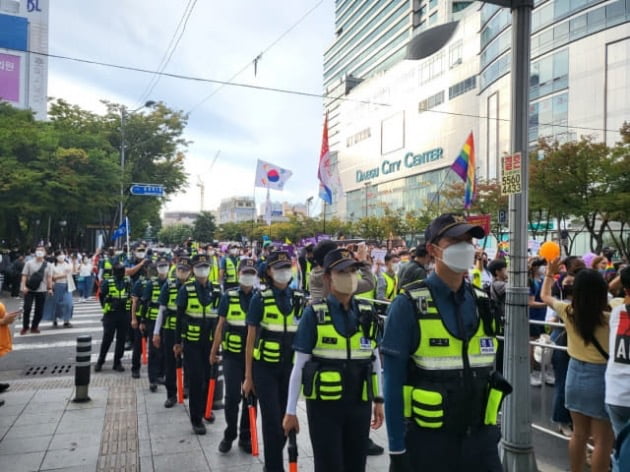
[282, 248, 384, 472]
[243, 251, 305, 472]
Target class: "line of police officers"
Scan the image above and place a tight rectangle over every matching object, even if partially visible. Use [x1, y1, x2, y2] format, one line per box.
[95, 213, 508, 472]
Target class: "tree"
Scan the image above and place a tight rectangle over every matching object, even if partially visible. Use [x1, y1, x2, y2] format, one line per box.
[192, 211, 216, 242]
[158, 224, 193, 245]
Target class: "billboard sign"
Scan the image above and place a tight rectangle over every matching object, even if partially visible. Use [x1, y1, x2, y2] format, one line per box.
[0, 53, 21, 103]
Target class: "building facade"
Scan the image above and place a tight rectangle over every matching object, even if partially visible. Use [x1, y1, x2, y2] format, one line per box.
[325, 0, 630, 220]
[0, 0, 49, 119]
[218, 196, 256, 224]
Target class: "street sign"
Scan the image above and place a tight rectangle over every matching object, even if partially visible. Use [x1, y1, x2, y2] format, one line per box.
[129, 184, 164, 197]
[501, 153, 522, 196]
[498, 208, 507, 225]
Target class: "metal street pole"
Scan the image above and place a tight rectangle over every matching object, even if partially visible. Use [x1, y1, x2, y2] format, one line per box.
[501, 0, 537, 470]
[364, 181, 371, 218]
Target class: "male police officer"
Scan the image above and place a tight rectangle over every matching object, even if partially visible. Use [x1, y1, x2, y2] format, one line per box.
[383, 214, 508, 471]
[96, 263, 130, 372]
[220, 244, 241, 291]
[174, 254, 219, 434]
[210, 258, 258, 454]
[283, 248, 384, 472]
[153, 256, 191, 407]
[140, 257, 169, 391]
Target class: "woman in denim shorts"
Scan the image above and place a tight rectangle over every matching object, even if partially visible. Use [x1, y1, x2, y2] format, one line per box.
[542, 260, 614, 472]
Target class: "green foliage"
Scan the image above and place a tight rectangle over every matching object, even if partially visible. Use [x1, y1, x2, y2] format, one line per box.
[192, 211, 216, 242]
[158, 224, 193, 245]
[0, 100, 188, 249]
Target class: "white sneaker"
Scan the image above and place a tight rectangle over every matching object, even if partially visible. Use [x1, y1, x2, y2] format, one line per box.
[557, 423, 572, 437]
[544, 370, 555, 386]
[530, 371, 542, 387]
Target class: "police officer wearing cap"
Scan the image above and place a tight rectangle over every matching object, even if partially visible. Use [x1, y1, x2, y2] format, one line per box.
[130, 252, 153, 380]
[283, 248, 384, 472]
[383, 214, 509, 471]
[210, 258, 258, 454]
[153, 256, 191, 408]
[243, 251, 306, 472]
[140, 257, 170, 391]
[174, 254, 219, 434]
[220, 244, 241, 291]
[96, 262, 131, 372]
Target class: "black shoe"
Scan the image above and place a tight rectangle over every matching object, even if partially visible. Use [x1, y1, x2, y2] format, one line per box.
[63, 322, 72, 328]
[238, 439, 252, 454]
[113, 364, 125, 372]
[131, 370, 140, 379]
[52, 321, 58, 328]
[150, 384, 157, 393]
[366, 438, 384, 456]
[204, 412, 215, 423]
[218, 438, 232, 453]
[164, 397, 177, 408]
[94, 363, 103, 373]
[0, 383, 9, 393]
[192, 422, 206, 435]
[183, 388, 189, 399]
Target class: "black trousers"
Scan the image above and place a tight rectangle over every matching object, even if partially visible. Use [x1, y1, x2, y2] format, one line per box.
[10, 274, 21, 297]
[405, 424, 502, 472]
[183, 340, 211, 425]
[98, 310, 127, 367]
[223, 354, 250, 442]
[306, 399, 371, 472]
[252, 361, 292, 472]
[132, 320, 163, 383]
[162, 328, 177, 398]
[23, 291, 46, 330]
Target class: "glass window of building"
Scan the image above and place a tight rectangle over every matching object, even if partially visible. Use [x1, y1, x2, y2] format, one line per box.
[449, 40, 463, 67]
[429, 0, 438, 9]
[429, 11, 438, 25]
[449, 75, 477, 99]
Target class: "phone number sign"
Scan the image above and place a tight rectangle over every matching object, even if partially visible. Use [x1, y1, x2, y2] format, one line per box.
[501, 153, 522, 196]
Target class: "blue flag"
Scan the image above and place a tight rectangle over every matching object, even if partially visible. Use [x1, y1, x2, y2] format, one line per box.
[112, 218, 129, 241]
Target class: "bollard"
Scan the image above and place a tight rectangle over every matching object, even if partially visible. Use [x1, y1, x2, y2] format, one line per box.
[73, 335, 92, 403]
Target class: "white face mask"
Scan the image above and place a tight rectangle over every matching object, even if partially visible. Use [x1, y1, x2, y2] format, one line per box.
[157, 265, 169, 275]
[331, 271, 358, 295]
[135, 251, 145, 259]
[57, 255, 66, 262]
[36, 250, 45, 258]
[193, 267, 210, 278]
[392, 262, 400, 273]
[437, 241, 476, 273]
[239, 274, 256, 287]
[272, 268, 292, 284]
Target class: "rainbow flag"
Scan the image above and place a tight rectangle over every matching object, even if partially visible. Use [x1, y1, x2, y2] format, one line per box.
[451, 132, 476, 209]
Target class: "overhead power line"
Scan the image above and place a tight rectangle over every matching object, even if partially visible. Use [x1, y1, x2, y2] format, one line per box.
[13, 47, 626, 136]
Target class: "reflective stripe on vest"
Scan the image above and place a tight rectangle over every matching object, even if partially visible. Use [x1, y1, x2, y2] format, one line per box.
[225, 257, 237, 283]
[103, 278, 130, 313]
[382, 272, 398, 301]
[184, 283, 216, 319]
[259, 290, 298, 333]
[210, 256, 220, 284]
[146, 279, 164, 320]
[311, 302, 377, 360]
[406, 287, 497, 371]
[304, 260, 312, 291]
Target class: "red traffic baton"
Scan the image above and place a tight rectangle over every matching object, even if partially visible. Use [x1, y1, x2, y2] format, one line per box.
[247, 394, 259, 457]
[288, 430, 298, 472]
[176, 357, 184, 404]
[204, 363, 219, 420]
[141, 336, 148, 365]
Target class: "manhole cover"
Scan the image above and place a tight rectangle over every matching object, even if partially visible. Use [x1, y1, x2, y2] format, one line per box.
[24, 364, 73, 376]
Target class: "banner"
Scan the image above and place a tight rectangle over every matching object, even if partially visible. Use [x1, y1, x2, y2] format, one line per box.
[255, 159, 292, 190]
[112, 217, 129, 241]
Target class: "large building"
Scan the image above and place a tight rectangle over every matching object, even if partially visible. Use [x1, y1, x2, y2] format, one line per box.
[218, 196, 256, 224]
[0, 0, 49, 119]
[325, 0, 630, 220]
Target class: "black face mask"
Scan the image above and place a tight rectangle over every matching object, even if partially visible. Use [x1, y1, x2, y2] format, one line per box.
[562, 284, 573, 298]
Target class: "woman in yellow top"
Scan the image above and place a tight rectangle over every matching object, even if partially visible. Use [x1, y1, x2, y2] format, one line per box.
[541, 257, 614, 472]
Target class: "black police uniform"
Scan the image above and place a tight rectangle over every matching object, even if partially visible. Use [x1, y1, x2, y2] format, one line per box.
[141, 275, 168, 387]
[97, 271, 131, 370]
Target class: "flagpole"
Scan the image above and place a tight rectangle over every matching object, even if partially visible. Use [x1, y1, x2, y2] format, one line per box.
[125, 216, 130, 260]
[426, 166, 455, 214]
[323, 201, 327, 234]
[252, 183, 256, 250]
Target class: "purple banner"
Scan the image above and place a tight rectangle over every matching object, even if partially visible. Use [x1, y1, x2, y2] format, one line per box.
[0, 53, 20, 103]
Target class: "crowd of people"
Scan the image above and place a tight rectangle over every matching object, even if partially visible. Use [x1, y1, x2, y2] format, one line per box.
[1, 213, 630, 471]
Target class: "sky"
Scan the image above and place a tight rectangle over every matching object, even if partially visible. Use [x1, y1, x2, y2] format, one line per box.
[47, 0, 335, 216]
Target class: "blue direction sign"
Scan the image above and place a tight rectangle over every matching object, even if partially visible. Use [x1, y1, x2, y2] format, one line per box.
[129, 184, 164, 197]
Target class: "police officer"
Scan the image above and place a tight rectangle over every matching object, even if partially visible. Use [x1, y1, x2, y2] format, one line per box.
[205, 244, 221, 285]
[130, 254, 152, 379]
[153, 256, 191, 407]
[220, 244, 241, 291]
[298, 244, 314, 293]
[382, 214, 509, 471]
[174, 254, 219, 434]
[243, 251, 306, 472]
[210, 258, 258, 454]
[96, 263, 131, 372]
[283, 248, 384, 472]
[377, 253, 399, 302]
[140, 257, 169, 391]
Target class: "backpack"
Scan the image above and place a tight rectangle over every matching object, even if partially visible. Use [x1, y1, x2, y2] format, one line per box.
[26, 261, 47, 291]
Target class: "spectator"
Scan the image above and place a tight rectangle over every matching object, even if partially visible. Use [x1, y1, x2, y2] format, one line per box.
[605, 266, 630, 438]
[376, 253, 399, 303]
[0, 299, 19, 406]
[8, 255, 24, 299]
[77, 254, 94, 302]
[488, 259, 507, 373]
[49, 250, 74, 328]
[397, 242, 430, 288]
[20, 245, 52, 335]
[541, 260, 614, 472]
[592, 256, 608, 272]
[528, 258, 548, 386]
